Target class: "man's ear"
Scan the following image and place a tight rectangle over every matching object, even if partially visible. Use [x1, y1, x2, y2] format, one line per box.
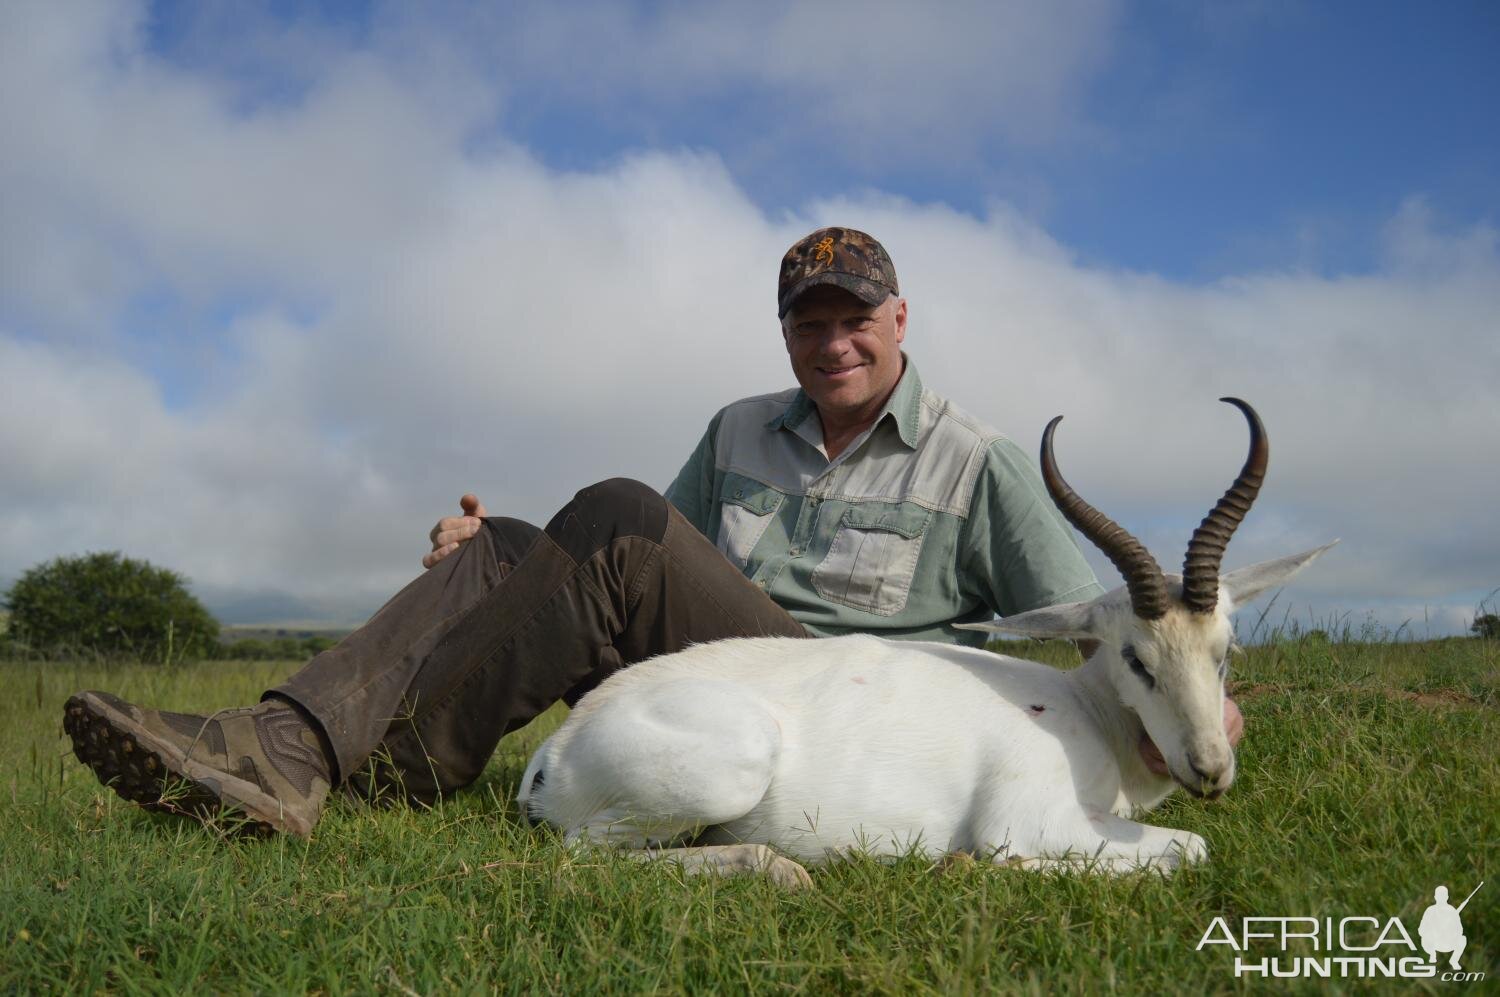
[892, 296, 907, 344]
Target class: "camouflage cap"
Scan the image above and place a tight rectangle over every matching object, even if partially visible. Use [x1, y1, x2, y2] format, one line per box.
[777, 227, 899, 318]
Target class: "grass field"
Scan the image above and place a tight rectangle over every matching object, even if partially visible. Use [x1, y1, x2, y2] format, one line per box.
[3, 634, 1496, 994]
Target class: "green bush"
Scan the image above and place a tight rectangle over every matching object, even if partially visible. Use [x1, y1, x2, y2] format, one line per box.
[217, 634, 338, 661]
[0, 611, 17, 658]
[3, 552, 219, 662]
[1473, 612, 1500, 639]
[222, 637, 274, 660]
[302, 635, 336, 656]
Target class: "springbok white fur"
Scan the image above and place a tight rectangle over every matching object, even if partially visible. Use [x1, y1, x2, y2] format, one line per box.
[518, 401, 1333, 886]
[518, 548, 1331, 885]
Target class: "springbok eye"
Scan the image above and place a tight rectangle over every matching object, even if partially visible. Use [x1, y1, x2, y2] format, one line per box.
[1122, 647, 1156, 690]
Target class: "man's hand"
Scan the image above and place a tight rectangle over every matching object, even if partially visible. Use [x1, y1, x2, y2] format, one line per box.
[424, 494, 488, 569]
[1138, 698, 1244, 777]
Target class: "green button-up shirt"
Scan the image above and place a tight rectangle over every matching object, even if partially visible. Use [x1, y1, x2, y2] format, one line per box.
[665, 360, 1104, 646]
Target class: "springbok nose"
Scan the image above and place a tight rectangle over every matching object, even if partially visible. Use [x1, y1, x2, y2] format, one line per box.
[1189, 759, 1221, 782]
[1187, 753, 1232, 798]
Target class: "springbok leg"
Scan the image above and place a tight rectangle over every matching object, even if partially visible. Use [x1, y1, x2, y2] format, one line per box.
[628, 843, 813, 890]
[1004, 812, 1207, 874]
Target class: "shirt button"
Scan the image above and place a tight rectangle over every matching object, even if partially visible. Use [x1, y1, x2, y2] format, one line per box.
[789, 547, 800, 556]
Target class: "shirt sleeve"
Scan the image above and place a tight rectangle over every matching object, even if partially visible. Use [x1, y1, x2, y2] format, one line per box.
[664, 410, 723, 539]
[959, 436, 1105, 616]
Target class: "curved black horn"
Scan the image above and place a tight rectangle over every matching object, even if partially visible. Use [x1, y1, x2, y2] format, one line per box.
[1181, 398, 1269, 614]
[1041, 416, 1169, 620]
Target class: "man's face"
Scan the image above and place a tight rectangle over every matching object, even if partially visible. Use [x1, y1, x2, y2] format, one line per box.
[782, 285, 907, 427]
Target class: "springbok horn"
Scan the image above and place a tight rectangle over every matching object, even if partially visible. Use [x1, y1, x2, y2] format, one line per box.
[1181, 397, 1269, 614]
[1040, 416, 1169, 620]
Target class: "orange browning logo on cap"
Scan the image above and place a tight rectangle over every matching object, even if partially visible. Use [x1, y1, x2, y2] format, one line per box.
[813, 236, 835, 267]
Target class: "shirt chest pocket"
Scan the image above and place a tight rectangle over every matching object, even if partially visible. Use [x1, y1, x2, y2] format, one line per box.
[812, 503, 932, 616]
[715, 474, 785, 570]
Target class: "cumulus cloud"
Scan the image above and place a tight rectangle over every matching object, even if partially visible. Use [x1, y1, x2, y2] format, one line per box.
[487, 0, 1118, 145]
[1, 1, 1495, 634]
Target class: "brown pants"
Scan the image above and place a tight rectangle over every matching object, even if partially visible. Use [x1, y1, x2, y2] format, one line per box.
[267, 478, 807, 803]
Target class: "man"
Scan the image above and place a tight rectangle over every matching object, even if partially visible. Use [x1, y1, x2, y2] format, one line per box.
[1419, 885, 1469, 970]
[65, 227, 1238, 837]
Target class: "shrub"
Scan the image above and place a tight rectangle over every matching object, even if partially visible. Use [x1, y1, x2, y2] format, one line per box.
[217, 634, 339, 661]
[4, 552, 219, 662]
[221, 637, 275, 661]
[302, 635, 336, 656]
[1472, 613, 1500, 640]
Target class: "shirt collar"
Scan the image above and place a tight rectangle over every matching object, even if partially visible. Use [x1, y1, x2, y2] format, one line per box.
[766, 354, 922, 450]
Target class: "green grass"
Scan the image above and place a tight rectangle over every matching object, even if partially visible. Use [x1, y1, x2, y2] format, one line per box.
[3, 637, 1497, 994]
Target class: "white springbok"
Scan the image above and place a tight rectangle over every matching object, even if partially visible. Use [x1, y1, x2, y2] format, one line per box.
[519, 399, 1334, 887]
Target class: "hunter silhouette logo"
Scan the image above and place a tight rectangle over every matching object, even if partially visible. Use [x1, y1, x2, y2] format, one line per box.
[1196, 880, 1486, 982]
[1421, 882, 1482, 970]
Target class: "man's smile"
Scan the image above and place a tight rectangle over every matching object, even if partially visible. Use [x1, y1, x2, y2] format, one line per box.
[817, 364, 864, 378]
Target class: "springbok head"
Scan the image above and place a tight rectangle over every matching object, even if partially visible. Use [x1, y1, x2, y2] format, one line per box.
[962, 398, 1335, 798]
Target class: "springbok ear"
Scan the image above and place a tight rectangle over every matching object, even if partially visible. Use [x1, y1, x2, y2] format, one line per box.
[1220, 541, 1338, 607]
[955, 601, 1096, 641]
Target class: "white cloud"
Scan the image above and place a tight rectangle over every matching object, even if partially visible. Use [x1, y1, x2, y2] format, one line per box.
[485, 0, 1120, 148]
[1, 1, 1496, 634]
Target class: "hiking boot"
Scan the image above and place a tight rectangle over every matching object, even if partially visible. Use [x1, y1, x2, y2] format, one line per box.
[62, 691, 332, 838]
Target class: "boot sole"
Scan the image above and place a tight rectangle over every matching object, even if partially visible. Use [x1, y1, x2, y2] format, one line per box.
[63, 693, 314, 838]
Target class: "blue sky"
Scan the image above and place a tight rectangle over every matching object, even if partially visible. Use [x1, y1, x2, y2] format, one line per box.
[2, 0, 1497, 633]
[141, 1, 1500, 281]
[1076, 4, 1499, 275]
[533, 2, 1500, 280]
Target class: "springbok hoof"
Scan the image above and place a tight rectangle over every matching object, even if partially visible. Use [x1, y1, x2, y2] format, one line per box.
[764, 854, 814, 890]
[931, 852, 978, 876]
[738, 843, 813, 890]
